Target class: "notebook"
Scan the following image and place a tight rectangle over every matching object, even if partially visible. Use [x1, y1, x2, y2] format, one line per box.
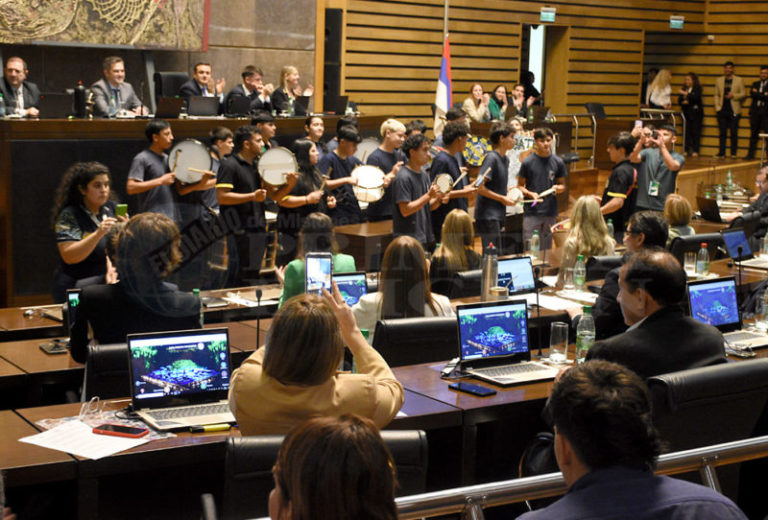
[721, 228, 768, 268]
[187, 96, 220, 117]
[457, 300, 558, 386]
[687, 277, 768, 348]
[154, 97, 185, 119]
[332, 271, 368, 306]
[127, 328, 235, 431]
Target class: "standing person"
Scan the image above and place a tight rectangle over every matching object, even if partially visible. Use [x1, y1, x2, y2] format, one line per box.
[90, 56, 147, 117]
[271, 65, 314, 116]
[365, 118, 406, 222]
[0, 56, 39, 117]
[488, 84, 509, 120]
[714, 61, 747, 158]
[126, 119, 176, 219]
[222, 65, 274, 114]
[430, 120, 475, 242]
[640, 67, 658, 107]
[431, 107, 467, 149]
[746, 65, 768, 160]
[178, 62, 226, 101]
[517, 126, 568, 251]
[678, 72, 704, 157]
[392, 133, 442, 248]
[521, 71, 542, 106]
[216, 126, 296, 286]
[646, 69, 672, 109]
[209, 126, 234, 174]
[630, 125, 684, 212]
[601, 131, 638, 241]
[462, 83, 490, 123]
[252, 111, 279, 151]
[318, 125, 364, 226]
[303, 114, 326, 156]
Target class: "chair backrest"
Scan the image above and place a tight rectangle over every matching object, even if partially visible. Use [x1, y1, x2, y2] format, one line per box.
[373, 317, 458, 367]
[83, 343, 130, 400]
[668, 232, 724, 264]
[448, 269, 481, 299]
[222, 430, 428, 520]
[586, 255, 623, 281]
[153, 71, 189, 99]
[584, 102, 607, 120]
[729, 210, 761, 241]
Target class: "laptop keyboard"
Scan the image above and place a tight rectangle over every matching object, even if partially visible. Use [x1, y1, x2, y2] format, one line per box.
[474, 363, 543, 377]
[726, 331, 765, 342]
[146, 403, 229, 420]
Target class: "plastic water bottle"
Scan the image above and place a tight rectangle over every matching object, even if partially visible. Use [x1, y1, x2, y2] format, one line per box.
[727, 169, 733, 189]
[0, 93, 5, 117]
[527, 106, 534, 124]
[530, 230, 540, 261]
[193, 288, 204, 326]
[716, 184, 723, 203]
[576, 306, 595, 364]
[574, 254, 586, 291]
[696, 242, 710, 275]
[606, 219, 614, 238]
[481, 242, 498, 301]
[109, 94, 117, 117]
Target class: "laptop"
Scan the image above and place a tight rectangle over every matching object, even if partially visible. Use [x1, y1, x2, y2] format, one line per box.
[38, 93, 72, 118]
[687, 277, 768, 348]
[457, 300, 559, 386]
[154, 97, 185, 118]
[294, 95, 310, 114]
[325, 95, 349, 115]
[497, 256, 536, 296]
[187, 96, 220, 117]
[226, 95, 251, 117]
[697, 196, 724, 223]
[332, 271, 368, 306]
[127, 328, 236, 431]
[720, 228, 768, 268]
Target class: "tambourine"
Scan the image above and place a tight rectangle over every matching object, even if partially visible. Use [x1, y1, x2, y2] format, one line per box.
[169, 139, 212, 184]
[258, 146, 297, 186]
[354, 138, 380, 163]
[433, 173, 453, 194]
[463, 135, 490, 167]
[351, 164, 385, 202]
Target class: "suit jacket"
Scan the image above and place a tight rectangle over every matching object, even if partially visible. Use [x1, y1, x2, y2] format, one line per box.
[90, 79, 144, 117]
[69, 282, 201, 364]
[749, 79, 768, 115]
[592, 266, 629, 340]
[0, 77, 40, 112]
[178, 79, 205, 98]
[222, 84, 272, 114]
[586, 305, 726, 379]
[714, 75, 747, 113]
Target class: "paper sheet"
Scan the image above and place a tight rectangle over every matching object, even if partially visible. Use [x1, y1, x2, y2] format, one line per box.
[521, 293, 582, 311]
[19, 420, 149, 460]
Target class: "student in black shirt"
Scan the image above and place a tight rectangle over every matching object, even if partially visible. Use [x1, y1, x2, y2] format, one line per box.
[365, 118, 406, 222]
[318, 125, 364, 226]
[600, 131, 638, 241]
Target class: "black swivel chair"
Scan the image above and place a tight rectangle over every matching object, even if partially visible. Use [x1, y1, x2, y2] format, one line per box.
[584, 102, 607, 120]
[372, 317, 458, 367]
[153, 71, 189, 99]
[586, 255, 623, 281]
[83, 343, 130, 400]
[448, 269, 482, 299]
[729, 210, 761, 246]
[221, 430, 428, 520]
[668, 232, 725, 265]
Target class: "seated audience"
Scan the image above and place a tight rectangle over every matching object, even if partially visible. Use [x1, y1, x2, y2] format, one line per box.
[51, 162, 124, 302]
[0, 56, 39, 117]
[510, 83, 533, 119]
[586, 250, 726, 379]
[90, 56, 147, 117]
[229, 288, 405, 435]
[462, 83, 490, 123]
[592, 211, 668, 340]
[518, 360, 747, 519]
[488, 84, 509, 120]
[69, 213, 201, 363]
[726, 166, 768, 248]
[352, 236, 454, 344]
[430, 209, 481, 296]
[556, 196, 615, 288]
[664, 194, 695, 247]
[178, 62, 225, 100]
[277, 212, 352, 306]
[271, 65, 314, 116]
[269, 414, 397, 520]
[222, 65, 273, 114]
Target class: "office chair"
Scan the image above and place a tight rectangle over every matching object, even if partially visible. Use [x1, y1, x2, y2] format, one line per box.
[83, 343, 130, 400]
[153, 71, 189, 99]
[668, 232, 725, 265]
[729, 209, 761, 244]
[586, 255, 623, 281]
[372, 316, 458, 367]
[221, 430, 428, 520]
[448, 269, 482, 299]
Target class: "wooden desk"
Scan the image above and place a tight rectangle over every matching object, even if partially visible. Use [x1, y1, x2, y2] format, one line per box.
[0, 307, 64, 341]
[691, 219, 729, 234]
[334, 220, 394, 272]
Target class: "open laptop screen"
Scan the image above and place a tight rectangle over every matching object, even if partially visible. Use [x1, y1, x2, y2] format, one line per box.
[457, 300, 529, 361]
[721, 228, 753, 261]
[333, 272, 368, 306]
[497, 256, 535, 295]
[128, 328, 231, 405]
[687, 277, 741, 331]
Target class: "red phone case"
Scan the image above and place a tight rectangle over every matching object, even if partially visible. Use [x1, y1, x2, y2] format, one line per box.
[92, 424, 149, 438]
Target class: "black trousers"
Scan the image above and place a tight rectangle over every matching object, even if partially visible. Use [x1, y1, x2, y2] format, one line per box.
[232, 230, 267, 287]
[717, 110, 740, 156]
[683, 107, 703, 154]
[747, 109, 768, 157]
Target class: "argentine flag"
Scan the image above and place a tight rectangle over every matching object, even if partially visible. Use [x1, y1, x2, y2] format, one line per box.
[433, 34, 452, 137]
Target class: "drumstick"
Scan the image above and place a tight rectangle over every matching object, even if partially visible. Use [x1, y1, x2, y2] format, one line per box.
[171, 149, 182, 173]
[452, 169, 469, 188]
[188, 167, 216, 177]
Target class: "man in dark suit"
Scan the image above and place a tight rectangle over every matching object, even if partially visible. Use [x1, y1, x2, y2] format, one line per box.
[0, 56, 40, 117]
[586, 250, 726, 379]
[746, 65, 768, 160]
[90, 56, 147, 117]
[178, 62, 226, 99]
[223, 65, 274, 114]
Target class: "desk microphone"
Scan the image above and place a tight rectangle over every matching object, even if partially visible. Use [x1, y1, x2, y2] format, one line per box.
[534, 265, 543, 359]
[375, 242, 382, 287]
[256, 288, 263, 348]
[737, 246, 743, 286]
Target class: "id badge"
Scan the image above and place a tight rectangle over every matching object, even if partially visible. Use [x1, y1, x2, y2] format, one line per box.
[648, 180, 660, 197]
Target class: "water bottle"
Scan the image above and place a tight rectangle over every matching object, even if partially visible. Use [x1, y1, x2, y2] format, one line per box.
[0, 93, 5, 117]
[574, 254, 586, 291]
[481, 242, 498, 301]
[576, 306, 595, 364]
[530, 230, 540, 260]
[696, 242, 710, 275]
[193, 288, 204, 326]
[606, 219, 614, 238]
[727, 169, 733, 188]
[527, 106, 534, 124]
[108, 94, 117, 117]
[716, 184, 723, 203]
[705, 191, 711, 199]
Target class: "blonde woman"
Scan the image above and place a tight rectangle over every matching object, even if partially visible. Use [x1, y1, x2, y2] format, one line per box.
[462, 83, 490, 123]
[647, 69, 672, 109]
[430, 209, 482, 295]
[272, 65, 314, 116]
[556, 196, 615, 288]
[664, 193, 695, 247]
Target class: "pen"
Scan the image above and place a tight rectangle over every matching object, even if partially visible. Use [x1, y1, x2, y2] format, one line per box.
[190, 423, 232, 433]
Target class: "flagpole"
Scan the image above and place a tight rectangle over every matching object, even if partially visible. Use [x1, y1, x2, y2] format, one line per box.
[443, 0, 449, 38]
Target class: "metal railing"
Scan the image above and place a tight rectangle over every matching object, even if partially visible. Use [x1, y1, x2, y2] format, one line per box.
[640, 108, 687, 148]
[550, 112, 595, 164]
[395, 435, 768, 519]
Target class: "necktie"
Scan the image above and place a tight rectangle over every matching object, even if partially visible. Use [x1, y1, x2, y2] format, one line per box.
[16, 88, 23, 112]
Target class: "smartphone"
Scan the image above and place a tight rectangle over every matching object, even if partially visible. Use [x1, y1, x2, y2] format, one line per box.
[305, 252, 333, 295]
[449, 381, 497, 397]
[65, 288, 81, 337]
[115, 204, 128, 217]
[634, 119, 643, 128]
[39, 340, 68, 355]
[93, 423, 149, 438]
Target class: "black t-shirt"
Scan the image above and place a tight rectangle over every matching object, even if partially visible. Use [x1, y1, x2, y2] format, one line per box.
[365, 148, 404, 220]
[601, 159, 637, 237]
[392, 165, 434, 245]
[431, 149, 469, 231]
[475, 150, 509, 222]
[519, 153, 567, 217]
[216, 154, 265, 232]
[318, 151, 364, 226]
[276, 167, 327, 235]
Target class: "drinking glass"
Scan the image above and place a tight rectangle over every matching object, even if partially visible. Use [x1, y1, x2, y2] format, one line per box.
[548, 321, 569, 363]
[684, 252, 696, 275]
[562, 267, 575, 290]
